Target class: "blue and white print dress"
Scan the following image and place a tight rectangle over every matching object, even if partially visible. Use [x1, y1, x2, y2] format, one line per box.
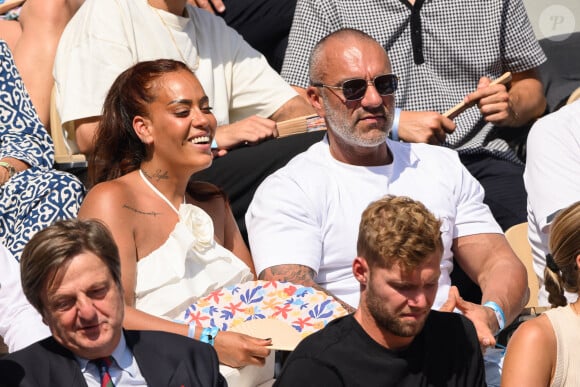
[0, 40, 85, 260]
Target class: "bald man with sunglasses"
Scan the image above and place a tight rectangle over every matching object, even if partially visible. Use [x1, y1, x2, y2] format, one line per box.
[246, 29, 527, 384]
[282, 0, 547, 234]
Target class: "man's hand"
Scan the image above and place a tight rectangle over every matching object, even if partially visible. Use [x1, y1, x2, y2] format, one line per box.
[213, 330, 272, 368]
[439, 286, 497, 350]
[453, 233, 527, 338]
[398, 111, 456, 145]
[214, 115, 278, 152]
[188, 0, 226, 14]
[465, 76, 513, 127]
[438, 285, 460, 312]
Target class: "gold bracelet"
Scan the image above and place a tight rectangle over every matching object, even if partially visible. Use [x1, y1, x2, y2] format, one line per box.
[0, 161, 16, 178]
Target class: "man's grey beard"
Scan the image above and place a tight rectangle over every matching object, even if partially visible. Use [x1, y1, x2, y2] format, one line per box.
[322, 95, 390, 148]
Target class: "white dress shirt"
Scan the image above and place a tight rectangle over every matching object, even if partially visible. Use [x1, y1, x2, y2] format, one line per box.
[76, 334, 147, 386]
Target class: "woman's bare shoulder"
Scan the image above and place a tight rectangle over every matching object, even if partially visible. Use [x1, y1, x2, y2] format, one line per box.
[512, 314, 555, 344]
[79, 174, 139, 217]
[506, 313, 556, 362]
[502, 314, 556, 386]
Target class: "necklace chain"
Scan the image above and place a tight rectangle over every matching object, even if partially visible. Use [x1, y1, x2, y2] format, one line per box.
[151, 6, 200, 72]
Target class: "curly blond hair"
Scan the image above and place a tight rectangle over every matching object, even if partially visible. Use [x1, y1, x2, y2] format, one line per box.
[357, 195, 443, 269]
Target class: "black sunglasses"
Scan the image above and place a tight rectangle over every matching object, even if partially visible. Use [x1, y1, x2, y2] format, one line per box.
[311, 74, 398, 101]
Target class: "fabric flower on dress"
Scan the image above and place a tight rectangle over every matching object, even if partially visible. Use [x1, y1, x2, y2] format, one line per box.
[179, 204, 214, 251]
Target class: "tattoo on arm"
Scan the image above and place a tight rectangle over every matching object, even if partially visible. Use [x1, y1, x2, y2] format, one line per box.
[259, 264, 317, 284]
[123, 204, 161, 217]
[142, 169, 169, 182]
[260, 265, 356, 313]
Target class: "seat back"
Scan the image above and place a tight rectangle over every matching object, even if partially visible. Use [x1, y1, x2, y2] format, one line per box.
[49, 86, 87, 169]
[538, 31, 580, 112]
[505, 222, 539, 309]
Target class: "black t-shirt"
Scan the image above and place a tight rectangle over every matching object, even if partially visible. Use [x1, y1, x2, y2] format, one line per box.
[274, 311, 486, 387]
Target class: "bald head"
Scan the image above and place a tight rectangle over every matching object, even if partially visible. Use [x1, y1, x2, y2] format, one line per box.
[305, 28, 395, 165]
[309, 29, 389, 84]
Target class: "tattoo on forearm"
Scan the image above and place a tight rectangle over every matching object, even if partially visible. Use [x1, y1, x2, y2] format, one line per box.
[123, 204, 161, 217]
[142, 169, 169, 182]
[260, 265, 356, 313]
[260, 265, 316, 284]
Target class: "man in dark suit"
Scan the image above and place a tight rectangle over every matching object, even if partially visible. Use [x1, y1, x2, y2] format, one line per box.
[0, 219, 225, 386]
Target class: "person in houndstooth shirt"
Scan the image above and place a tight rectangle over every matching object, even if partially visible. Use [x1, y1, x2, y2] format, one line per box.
[281, 0, 547, 231]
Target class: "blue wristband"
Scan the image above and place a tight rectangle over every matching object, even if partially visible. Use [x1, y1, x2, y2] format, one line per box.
[211, 138, 218, 149]
[187, 322, 197, 339]
[483, 301, 506, 335]
[200, 327, 219, 346]
[391, 108, 402, 141]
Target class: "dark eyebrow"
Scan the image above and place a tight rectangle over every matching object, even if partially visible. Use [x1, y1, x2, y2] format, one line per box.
[167, 98, 193, 106]
[88, 279, 110, 289]
[199, 96, 210, 106]
[167, 96, 210, 106]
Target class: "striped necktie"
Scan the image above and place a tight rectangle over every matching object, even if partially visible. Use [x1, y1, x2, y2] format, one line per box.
[95, 356, 116, 387]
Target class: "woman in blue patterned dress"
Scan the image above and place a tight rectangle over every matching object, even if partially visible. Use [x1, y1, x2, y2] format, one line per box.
[0, 40, 85, 260]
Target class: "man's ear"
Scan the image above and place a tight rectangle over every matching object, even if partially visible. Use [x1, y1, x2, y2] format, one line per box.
[307, 86, 326, 118]
[353, 256, 369, 285]
[133, 116, 153, 145]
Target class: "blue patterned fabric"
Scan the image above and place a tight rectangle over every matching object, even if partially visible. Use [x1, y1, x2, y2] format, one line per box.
[0, 40, 85, 260]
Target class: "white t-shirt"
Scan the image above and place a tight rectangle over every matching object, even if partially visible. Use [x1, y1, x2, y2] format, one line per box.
[54, 0, 296, 127]
[524, 100, 580, 306]
[0, 245, 50, 352]
[246, 137, 501, 309]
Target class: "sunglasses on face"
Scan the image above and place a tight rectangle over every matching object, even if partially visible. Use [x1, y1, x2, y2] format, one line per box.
[311, 74, 399, 101]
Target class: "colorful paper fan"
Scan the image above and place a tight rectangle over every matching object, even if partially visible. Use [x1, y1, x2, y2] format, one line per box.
[182, 280, 348, 339]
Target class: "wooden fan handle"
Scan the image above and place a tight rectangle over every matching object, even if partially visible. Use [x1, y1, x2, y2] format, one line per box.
[443, 72, 512, 120]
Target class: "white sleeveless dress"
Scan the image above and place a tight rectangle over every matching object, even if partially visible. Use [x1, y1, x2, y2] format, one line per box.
[134, 170, 253, 320]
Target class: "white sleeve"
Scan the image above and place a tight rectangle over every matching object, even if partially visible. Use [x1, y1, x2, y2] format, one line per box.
[192, 7, 297, 123]
[227, 28, 298, 122]
[452, 152, 502, 237]
[0, 245, 51, 352]
[246, 172, 323, 277]
[524, 107, 580, 234]
[54, 6, 135, 126]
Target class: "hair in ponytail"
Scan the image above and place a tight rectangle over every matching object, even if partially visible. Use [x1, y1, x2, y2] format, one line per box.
[544, 201, 580, 307]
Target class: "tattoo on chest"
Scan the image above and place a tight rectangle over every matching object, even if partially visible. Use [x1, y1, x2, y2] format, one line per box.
[142, 169, 169, 182]
[123, 204, 161, 217]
